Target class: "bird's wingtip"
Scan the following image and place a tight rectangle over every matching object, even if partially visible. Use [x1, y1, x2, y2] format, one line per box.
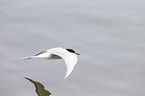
[64, 72, 71, 79]
[64, 76, 68, 79]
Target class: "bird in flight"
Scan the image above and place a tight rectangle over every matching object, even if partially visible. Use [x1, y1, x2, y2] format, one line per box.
[20, 47, 80, 78]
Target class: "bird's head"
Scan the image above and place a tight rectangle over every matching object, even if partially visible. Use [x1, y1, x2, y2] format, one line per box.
[66, 48, 80, 55]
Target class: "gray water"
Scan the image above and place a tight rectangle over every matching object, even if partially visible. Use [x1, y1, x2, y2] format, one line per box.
[1, 0, 145, 96]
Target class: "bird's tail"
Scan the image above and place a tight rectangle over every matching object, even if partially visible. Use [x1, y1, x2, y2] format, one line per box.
[11, 56, 36, 60]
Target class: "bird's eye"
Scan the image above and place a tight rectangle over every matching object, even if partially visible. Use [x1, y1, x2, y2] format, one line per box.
[66, 49, 75, 53]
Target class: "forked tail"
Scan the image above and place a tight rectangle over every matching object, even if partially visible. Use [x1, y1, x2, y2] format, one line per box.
[11, 56, 36, 60]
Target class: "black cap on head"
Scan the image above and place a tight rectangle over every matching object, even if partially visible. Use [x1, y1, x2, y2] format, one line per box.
[66, 49, 75, 53]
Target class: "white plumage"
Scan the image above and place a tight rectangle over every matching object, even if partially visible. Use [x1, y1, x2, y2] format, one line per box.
[19, 47, 80, 78]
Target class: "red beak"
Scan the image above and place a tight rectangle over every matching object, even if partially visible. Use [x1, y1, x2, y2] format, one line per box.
[75, 53, 80, 55]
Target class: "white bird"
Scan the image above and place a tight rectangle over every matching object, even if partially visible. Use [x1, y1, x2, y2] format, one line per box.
[19, 47, 80, 78]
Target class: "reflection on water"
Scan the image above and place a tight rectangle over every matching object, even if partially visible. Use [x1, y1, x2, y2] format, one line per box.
[1, 0, 145, 95]
[25, 77, 52, 96]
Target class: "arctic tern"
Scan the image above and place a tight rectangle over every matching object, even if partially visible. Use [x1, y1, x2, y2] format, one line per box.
[19, 47, 80, 78]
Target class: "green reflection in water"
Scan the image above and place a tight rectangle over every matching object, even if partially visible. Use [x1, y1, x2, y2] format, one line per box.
[24, 77, 52, 96]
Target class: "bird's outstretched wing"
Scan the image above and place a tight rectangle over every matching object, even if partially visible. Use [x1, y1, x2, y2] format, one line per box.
[48, 48, 78, 78]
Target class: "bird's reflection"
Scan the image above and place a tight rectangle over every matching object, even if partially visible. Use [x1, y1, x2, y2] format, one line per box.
[24, 77, 52, 96]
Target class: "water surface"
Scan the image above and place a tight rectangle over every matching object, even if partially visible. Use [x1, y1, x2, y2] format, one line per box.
[0, 0, 145, 96]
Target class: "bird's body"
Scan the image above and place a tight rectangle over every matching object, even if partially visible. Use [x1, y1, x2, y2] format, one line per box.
[20, 47, 80, 78]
